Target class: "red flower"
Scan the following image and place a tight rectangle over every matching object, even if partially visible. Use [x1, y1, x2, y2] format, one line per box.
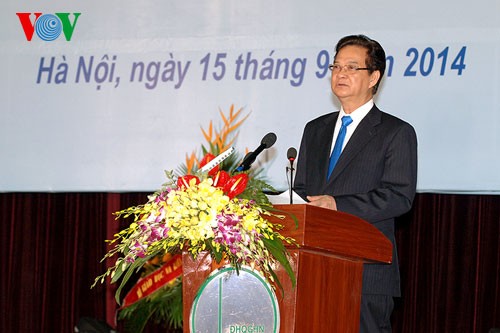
[212, 170, 230, 188]
[177, 175, 200, 189]
[199, 153, 219, 176]
[223, 173, 249, 199]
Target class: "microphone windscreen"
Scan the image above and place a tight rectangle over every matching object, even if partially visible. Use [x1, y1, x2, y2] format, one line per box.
[287, 147, 297, 160]
[261, 132, 277, 148]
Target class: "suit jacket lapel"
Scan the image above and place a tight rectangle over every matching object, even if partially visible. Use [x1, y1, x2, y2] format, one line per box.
[327, 106, 382, 184]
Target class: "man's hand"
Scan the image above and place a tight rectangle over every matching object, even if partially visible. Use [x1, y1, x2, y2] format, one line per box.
[306, 195, 337, 210]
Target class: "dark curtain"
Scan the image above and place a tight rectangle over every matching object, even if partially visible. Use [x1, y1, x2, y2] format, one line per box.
[1, 192, 499, 332]
[0, 193, 118, 332]
[393, 194, 500, 332]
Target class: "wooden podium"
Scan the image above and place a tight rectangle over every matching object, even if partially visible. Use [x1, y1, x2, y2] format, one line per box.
[182, 204, 392, 332]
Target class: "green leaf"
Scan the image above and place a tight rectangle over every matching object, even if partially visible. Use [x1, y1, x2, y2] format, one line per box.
[262, 237, 296, 288]
[206, 241, 223, 263]
[120, 303, 154, 333]
[115, 257, 150, 304]
[119, 278, 183, 332]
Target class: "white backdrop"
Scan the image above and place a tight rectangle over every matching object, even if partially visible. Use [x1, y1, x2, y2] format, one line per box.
[1, 0, 499, 193]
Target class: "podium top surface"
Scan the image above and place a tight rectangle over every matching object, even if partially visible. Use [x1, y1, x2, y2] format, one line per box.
[270, 204, 393, 264]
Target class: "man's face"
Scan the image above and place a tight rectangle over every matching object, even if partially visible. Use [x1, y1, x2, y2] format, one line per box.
[331, 45, 380, 109]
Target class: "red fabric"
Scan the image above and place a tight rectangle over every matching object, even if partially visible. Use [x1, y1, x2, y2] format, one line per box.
[122, 254, 182, 308]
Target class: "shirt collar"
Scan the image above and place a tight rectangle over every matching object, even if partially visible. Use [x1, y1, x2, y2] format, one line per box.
[339, 99, 374, 123]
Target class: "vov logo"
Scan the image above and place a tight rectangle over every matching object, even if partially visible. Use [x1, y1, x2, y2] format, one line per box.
[16, 13, 81, 41]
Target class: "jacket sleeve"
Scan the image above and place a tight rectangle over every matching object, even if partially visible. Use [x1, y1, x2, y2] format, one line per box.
[293, 122, 311, 202]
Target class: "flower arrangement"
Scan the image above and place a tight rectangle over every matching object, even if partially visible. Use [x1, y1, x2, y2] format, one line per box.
[94, 105, 296, 332]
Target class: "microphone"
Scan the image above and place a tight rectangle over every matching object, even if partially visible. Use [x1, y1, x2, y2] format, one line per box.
[286, 147, 297, 204]
[236, 132, 277, 172]
[287, 147, 297, 162]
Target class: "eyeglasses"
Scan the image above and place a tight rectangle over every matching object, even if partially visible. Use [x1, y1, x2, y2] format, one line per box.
[329, 64, 371, 73]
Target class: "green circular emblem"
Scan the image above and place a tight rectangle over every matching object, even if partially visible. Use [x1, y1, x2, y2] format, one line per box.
[190, 265, 280, 333]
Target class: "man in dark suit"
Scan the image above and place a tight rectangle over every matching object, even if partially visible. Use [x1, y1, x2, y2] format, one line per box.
[294, 35, 418, 332]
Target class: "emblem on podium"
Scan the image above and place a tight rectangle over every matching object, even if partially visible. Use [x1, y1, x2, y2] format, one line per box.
[190, 265, 280, 333]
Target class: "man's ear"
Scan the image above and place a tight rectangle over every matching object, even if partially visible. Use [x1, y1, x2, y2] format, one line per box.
[369, 70, 381, 89]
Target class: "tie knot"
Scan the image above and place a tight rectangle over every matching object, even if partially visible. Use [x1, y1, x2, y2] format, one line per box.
[341, 115, 353, 127]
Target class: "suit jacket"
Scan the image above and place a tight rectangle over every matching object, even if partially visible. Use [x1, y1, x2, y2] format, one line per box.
[294, 105, 418, 296]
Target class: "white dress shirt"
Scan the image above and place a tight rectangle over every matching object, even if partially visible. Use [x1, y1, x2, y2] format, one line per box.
[330, 99, 374, 154]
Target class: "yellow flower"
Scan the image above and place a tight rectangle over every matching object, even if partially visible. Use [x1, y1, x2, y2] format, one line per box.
[242, 214, 258, 231]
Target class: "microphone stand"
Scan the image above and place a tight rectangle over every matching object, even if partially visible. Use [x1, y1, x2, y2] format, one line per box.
[287, 158, 295, 204]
